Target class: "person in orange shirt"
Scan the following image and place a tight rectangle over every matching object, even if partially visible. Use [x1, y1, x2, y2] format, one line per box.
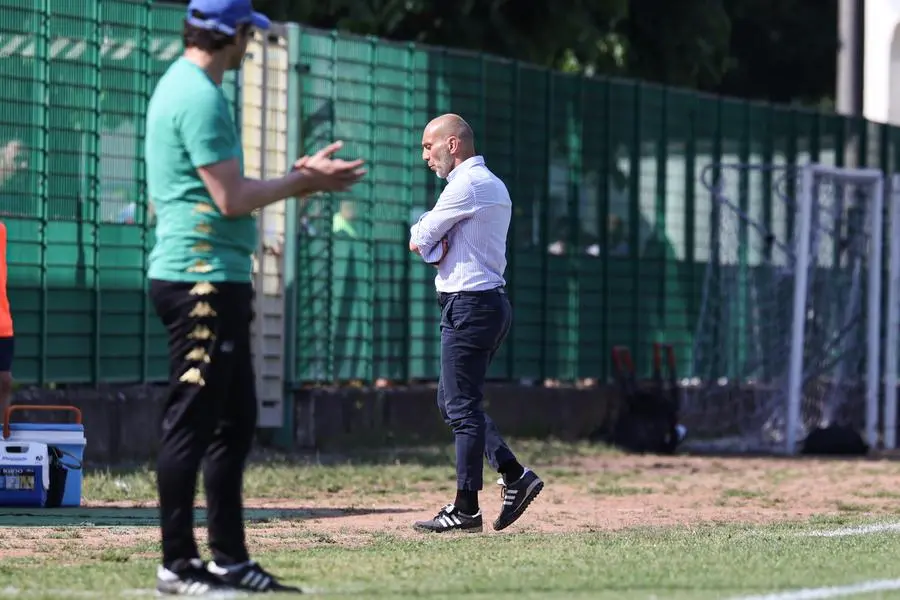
[0, 220, 12, 415]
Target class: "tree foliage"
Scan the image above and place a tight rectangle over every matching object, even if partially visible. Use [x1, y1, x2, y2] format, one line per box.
[717, 0, 838, 106]
[196, 0, 837, 104]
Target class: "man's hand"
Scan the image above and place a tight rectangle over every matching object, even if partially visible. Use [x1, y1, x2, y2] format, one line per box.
[292, 141, 366, 195]
[427, 237, 449, 267]
[410, 237, 449, 268]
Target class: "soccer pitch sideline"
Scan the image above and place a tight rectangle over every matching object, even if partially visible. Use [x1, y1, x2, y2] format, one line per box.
[3, 439, 900, 599]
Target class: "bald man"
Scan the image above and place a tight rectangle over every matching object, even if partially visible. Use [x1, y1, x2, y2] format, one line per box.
[409, 114, 544, 533]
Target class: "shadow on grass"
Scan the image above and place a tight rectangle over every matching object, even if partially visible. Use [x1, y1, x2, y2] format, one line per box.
[0, 505, 416, 527]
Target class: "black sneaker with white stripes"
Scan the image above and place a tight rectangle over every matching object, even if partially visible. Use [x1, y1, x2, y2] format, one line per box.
[414, 504, 483, 533]
[207, 560, 303, 594]
[157, 558, 231, 596]
[494, 467, 544, 531]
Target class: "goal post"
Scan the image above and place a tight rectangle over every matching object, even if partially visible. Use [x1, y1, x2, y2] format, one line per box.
[883, 173, 900, 450]
[788, 165, 883, 452]
[686, 162, 897, 455]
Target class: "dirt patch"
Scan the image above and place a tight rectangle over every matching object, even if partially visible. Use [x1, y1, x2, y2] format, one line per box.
[2, 453, 900, 559]
[276, 454, 900, 539]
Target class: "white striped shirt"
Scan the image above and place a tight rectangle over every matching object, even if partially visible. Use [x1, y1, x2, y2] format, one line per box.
[409, 155, 510, 293]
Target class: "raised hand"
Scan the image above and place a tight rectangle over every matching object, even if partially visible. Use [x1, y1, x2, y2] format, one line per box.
[293, 141, 366, 194]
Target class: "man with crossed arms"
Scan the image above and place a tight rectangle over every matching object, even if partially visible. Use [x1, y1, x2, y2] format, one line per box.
[409, 113, 545, 533]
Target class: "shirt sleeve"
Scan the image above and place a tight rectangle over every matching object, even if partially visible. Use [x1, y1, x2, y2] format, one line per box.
[177, 90, 241, 169]
[409, 180, 476, 252]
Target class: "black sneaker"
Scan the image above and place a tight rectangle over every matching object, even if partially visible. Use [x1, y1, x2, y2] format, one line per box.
[414, 504, 483, 533]
[493, 468, 544, 531]
[207, 560, 303, 594]
[157, 558, 232, 596]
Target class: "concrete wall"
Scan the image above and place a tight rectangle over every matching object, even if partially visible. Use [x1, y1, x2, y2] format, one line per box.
[290, 384, 621, 451]
[5, 383, 623, 465]
[8, 384, 169, 464]
[6, 380, 872, 465]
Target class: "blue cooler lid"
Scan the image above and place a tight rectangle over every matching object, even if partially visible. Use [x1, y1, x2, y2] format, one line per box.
[8, 423, 84, 432]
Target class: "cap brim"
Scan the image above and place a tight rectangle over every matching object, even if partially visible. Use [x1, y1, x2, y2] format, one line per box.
[251, 12, 271, 30]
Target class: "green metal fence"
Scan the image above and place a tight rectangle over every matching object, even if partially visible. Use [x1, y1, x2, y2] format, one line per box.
[0, 0, 239, 384]
[1, 2, 898, 387]
[292, 28, 900, 386]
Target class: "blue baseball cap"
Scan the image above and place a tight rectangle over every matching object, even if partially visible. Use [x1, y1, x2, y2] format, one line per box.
[185, 0, 271, 36]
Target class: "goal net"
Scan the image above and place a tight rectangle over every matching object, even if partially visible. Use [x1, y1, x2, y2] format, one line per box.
[684, 163, 887, 455]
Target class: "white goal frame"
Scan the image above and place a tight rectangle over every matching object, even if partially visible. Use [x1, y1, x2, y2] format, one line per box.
[693, 163, 900, 455]
[785, 164, 886, 453]
[883, 173, 900, 450]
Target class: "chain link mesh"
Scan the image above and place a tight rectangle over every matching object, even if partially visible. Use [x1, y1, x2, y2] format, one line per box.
[686, 164, 878, 453]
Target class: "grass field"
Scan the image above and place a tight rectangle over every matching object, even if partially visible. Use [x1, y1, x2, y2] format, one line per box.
[3, 439, 900, 599]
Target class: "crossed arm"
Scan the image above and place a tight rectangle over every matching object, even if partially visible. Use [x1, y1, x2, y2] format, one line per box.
[409, 181, 475, 263]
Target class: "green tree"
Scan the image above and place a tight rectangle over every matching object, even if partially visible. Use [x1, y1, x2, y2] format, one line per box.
[622, 0, 732, 89]
[177, 0, 836, 104]
[255, 0, 630, 71]
[714, 0, 838, 105]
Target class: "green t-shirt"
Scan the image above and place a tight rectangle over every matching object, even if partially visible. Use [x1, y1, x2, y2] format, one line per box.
[145, 57, 256, 283]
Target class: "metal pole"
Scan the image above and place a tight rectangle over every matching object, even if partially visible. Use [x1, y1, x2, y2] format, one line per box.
[786, 166, 815, 454]
[885, 175, 900, 449]
[866, 175, 885, 449]
[836, 0, 865, 117]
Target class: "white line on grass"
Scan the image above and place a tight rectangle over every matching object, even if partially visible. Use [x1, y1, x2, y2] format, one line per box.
[0, 589, 146, 598]
[0, 589, 234, 598]
[0, 586, 323, 598]
[802, 522, 900, 537]
[727, 578, 900, 600]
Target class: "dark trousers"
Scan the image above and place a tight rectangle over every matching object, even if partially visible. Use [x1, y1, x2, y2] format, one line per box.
[438, 288, 517, 491]
[149, 279, 257, 568]
[0, 336, 13, 371]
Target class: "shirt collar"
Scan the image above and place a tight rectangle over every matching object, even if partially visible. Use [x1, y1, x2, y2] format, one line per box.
[446, 155, 485, 183]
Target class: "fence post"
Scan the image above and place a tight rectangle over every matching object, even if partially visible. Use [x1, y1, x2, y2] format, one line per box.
[539, 70, 553, 382]
[506, 61, 520, 381]
[598, 77, 611, 383]
[629, 82, 642, 374]
[811, 109, 822, 164]
[139, 0, 152, 383]
[708, 97, 724, 380]
[402, 42, 415, 383]
[277, 22, 303, 446]
[365, 36, 376, 385]
[656, 86, 669, 338]
[683, 94, 696, 375]
[785, 109, 798, 238]
[566, 77, 582, 381]
[735, 101, 752, 379]
[37, 0, 50, 385]
[836, 114, 847, 168]
[857, 116, 868, 167]
[90, 0, 103, 385]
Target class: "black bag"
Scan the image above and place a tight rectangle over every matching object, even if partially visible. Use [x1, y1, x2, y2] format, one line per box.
[605, 344, 682, 455]
[801, 424, 868, 456]
[45, 446, 82, 508]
